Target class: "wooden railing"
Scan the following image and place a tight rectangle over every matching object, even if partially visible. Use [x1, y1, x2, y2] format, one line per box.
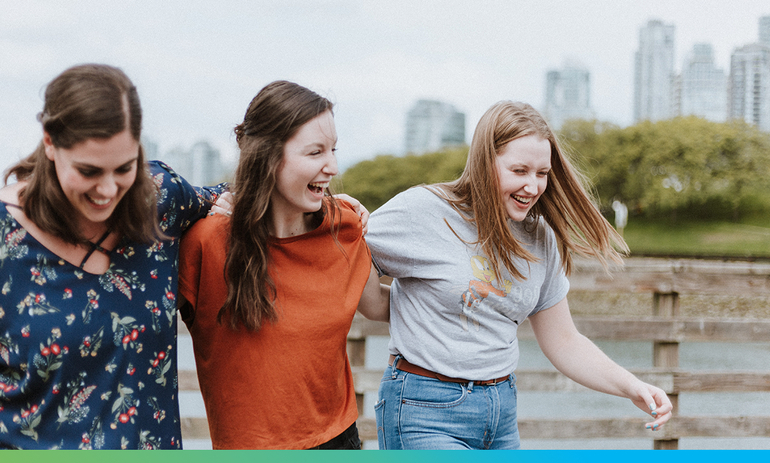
[179, 257, 770, 449]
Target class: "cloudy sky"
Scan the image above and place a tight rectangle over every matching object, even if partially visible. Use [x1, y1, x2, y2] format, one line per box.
[2, 1, 768, 178]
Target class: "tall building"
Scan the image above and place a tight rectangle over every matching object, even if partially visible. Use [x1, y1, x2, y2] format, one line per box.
[404, 100, 465, 154]
[728, 43, 770, 131]
[675, 43, 727, 122]
[141, 137, 160, 160]
[162, 140, 224, 186]
[543, 61, 594, 130]
[760, 15, 770, 45]
[634, 19, 676, 123]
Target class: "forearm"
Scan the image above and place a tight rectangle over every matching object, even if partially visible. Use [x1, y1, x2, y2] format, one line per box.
[530, 299, 640, 398]
[541, 328, 640, 397]
[530, 297, 674, 428]
[356, 264, 390, 322]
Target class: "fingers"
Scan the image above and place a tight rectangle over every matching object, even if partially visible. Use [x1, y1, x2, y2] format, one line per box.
[359, 209, 369, 236]
[639, 386, 673, 431]
[332, 194, 370, 236]
[209, 192, 235, 216]
[208, 205, 232, 217]
[645, 409, 673, 431]
[219, 191, 234, 205]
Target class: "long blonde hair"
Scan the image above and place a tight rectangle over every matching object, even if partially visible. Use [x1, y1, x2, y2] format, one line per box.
[432, 101, 627, 279]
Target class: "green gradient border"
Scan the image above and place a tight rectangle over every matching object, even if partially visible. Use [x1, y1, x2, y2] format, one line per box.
[17, 450, 770, 463]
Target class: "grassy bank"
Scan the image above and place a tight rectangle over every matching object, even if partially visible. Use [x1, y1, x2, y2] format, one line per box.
[620, 217, 770, 259]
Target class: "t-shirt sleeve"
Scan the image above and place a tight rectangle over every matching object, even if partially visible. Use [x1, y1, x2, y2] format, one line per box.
[531, 223, 570, 315]
[364, 190, 417, 279]
[178, 220, 205, 313]
[336, 199, 372, 262]
[148, 160, 227, 238]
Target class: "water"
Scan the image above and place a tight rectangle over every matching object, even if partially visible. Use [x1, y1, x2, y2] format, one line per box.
[178, 334, 770, 450]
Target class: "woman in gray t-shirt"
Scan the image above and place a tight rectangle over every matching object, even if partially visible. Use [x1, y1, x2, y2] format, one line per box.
[366, 101, 673, 450]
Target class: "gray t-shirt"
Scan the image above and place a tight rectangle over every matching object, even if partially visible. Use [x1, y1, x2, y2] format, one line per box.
[366, 186, 570, 380]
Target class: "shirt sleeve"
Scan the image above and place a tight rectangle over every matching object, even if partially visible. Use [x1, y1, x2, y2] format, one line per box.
[177, 219, 205, 326]
[365, 190, 417, 279]
[531, 221, 570, 315]
[148, 160, 228, 239]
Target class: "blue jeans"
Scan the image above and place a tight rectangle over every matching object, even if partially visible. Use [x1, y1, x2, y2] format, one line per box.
[375, 361, 520, 450]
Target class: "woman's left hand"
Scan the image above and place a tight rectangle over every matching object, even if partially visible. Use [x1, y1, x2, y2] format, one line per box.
[630, 383, 674, 431]
[333, 193, 369, 235]
[209, 192, 234, 217]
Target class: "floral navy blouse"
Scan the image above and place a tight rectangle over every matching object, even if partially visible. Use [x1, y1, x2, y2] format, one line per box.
[0, 161, 224, 449]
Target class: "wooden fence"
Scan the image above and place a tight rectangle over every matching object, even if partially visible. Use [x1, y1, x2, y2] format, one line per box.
[178, 257, 770, 449]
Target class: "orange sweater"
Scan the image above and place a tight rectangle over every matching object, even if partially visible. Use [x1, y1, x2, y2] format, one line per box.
[178, 202, 371, 449]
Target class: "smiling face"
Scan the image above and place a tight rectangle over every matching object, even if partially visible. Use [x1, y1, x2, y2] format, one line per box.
[494, 135, 551, 222]
[44, 129, 139, 237]
[270, 110, 338, 228]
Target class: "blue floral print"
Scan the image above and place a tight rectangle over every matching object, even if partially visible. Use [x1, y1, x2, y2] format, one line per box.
[0, 161, 224, 449]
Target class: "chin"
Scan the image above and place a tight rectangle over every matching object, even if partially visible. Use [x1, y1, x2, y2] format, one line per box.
[506, 211, 529, 222]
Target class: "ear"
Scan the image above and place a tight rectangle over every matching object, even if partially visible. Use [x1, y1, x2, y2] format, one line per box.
[43, 132, 55, 161]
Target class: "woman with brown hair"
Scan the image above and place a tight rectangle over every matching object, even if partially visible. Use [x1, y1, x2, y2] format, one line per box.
[367, 101, 673, 449]
[178, 80, 389, 449]
[0, 64, 227, 449]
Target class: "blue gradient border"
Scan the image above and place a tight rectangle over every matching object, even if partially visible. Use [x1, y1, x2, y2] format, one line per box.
[18, 450, 770, 463]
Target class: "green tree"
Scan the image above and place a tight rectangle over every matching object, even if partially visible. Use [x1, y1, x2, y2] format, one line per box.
[560, 117, 770, 221]
[335, 146, 468, 211]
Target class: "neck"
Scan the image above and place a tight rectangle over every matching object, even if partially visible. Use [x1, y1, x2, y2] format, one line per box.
[268, 210, 315, 239]
[78, 220, 111, 243]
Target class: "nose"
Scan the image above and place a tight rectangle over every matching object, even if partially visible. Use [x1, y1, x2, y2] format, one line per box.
[522, 173, 539, 195]
[95, 174, 118, 198]
[322, 151, 338, 176]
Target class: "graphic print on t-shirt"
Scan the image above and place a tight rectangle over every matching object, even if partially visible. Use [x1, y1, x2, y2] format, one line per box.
[458, 255, 514, 331]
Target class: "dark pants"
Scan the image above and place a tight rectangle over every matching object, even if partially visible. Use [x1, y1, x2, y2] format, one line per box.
[310, 422, 361, 450]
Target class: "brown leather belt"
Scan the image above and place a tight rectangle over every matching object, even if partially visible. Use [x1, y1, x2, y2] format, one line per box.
[389, 354, 510, 386]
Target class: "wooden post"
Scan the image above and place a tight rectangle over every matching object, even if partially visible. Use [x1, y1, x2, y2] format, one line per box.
[652, 291, 679, 450]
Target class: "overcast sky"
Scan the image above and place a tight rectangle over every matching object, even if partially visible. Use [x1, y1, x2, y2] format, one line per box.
[2, 1, 769, 178]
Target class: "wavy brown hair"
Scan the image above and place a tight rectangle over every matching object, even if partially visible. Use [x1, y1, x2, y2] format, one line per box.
[4, 63, 161, 245]
[221, 81, 338, 331]
[431, 101, 627, 279]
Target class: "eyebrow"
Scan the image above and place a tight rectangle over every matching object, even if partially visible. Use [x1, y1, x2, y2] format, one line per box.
[303, 139, 338, 150]
[509, 162, 551, 169]
[73, 157, 139, 170]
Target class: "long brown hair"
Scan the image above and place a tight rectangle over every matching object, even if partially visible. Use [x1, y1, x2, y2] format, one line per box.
[221, 80, 337, 331]
[4, 63, 161, 245]
[432, 101, 627, 279]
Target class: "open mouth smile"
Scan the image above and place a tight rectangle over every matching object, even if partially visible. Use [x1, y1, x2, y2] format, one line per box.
[86, 194, 112, 207]
[308, 182, 329, 195]
[512, 194, 532, 205]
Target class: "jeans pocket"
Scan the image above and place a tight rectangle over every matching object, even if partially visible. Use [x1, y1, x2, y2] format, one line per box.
[374, 399, 386, 449]
[401, 375, 468, 409]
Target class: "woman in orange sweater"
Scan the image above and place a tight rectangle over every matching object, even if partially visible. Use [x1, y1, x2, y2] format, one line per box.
[177, 81, 389, 449]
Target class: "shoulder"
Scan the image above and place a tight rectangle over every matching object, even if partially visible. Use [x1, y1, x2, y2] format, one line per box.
[331, 198, 364, 234]
[399, 185, 443, 203]
[512, 216, 559, 251]
[183, 214, 230, 239]
[374, 185, 447, 215]
[0, 182, 23, 204]
[185, 214, 228, 242]
[146, 160, 181, 188]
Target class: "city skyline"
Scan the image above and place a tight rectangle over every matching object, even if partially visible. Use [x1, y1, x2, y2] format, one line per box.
[2, 2, 769, 177]
[404, 99, 465, 154]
